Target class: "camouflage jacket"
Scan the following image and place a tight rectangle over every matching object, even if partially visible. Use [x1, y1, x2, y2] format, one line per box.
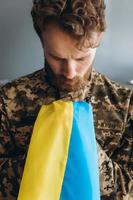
[0, 68, 133, 200]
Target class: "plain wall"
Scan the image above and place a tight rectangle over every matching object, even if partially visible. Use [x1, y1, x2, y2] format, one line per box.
[0, 0, 133, 82]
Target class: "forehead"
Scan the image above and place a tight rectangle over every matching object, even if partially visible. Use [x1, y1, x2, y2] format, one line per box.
[41, 23, 101, 57]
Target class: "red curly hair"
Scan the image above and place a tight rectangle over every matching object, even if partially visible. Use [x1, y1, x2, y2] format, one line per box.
[31, 0, 106, 48]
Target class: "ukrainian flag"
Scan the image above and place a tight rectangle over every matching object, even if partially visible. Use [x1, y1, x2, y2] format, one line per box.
[18, 100, 100, 200]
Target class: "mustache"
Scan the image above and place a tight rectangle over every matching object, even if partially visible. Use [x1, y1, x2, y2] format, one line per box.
[55, 74, 80, 82]
[56, 75, 87, 92]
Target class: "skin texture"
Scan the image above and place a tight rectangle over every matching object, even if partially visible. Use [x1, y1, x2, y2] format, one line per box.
[41, 23, 103, 92]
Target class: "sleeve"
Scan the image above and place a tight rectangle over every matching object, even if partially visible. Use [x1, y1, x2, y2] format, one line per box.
[97, 93, 133, 200]
[0, 89, 24, 199]
[0, 89, 12, 156]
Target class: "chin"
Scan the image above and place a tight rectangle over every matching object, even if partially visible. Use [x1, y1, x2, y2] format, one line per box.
[57, 82, 85, 93]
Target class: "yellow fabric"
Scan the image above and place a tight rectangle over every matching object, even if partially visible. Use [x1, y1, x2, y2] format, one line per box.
[18, 100, 73, 200]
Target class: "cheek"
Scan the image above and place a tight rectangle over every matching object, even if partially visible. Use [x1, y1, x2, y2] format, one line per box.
[77, 56, 94, 75]
[77, 51, 96, 75]
[77, 64, 89, 76]
[45, 55, 61, 74]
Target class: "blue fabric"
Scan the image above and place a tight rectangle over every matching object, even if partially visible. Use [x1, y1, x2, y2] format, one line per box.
[60, 101, 100, 200]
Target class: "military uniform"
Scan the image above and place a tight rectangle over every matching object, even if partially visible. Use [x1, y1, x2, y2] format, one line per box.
[0, 67, 133, 199]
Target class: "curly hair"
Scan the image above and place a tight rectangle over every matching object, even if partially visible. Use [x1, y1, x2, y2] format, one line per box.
[31, 0, 106, 48]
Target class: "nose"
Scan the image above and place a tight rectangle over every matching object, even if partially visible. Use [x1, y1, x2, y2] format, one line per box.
[62, 60, 77, 79]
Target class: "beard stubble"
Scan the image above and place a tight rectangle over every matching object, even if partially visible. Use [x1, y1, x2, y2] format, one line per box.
[45, 61, 92, 93]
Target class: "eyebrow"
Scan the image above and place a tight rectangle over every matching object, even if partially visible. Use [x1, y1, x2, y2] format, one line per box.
[48, 52, 89, 60]
[48, 52, 64, 59]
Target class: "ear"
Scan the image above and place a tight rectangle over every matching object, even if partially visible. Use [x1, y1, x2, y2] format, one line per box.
[95, 31, 104, 47]
[40, 36, 44, 49]
[88, 31, 104, 48]
[98, 32, 104, 42]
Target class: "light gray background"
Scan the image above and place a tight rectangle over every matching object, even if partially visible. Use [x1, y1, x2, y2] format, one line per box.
[0, 0, 133, 83]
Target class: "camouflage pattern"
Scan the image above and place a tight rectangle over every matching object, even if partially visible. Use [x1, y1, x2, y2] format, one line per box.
[0, 67, 133, 200]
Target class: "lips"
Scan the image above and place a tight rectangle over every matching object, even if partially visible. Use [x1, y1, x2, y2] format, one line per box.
[63, 80, 76, 87]
[60, 77, 75, 84]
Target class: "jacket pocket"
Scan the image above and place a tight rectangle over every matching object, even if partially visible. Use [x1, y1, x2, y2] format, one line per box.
[95, 120, 123, 157]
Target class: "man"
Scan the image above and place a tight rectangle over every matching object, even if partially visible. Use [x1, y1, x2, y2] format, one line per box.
[0, 0, 133, 199]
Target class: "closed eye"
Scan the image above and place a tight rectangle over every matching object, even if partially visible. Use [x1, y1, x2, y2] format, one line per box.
[77, 58, 85, 61]
[76, 56, 88, 61]
[48, 53, 65, 61]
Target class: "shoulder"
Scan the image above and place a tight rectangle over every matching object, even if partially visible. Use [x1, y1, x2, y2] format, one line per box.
[91, 69, 132, 107]
[1, 68, 46, 95]
[90, 70, 133, 155]
[91, 69, 133, 129]
[0, 68, 49, 102]
[0, 68, 50, 118]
